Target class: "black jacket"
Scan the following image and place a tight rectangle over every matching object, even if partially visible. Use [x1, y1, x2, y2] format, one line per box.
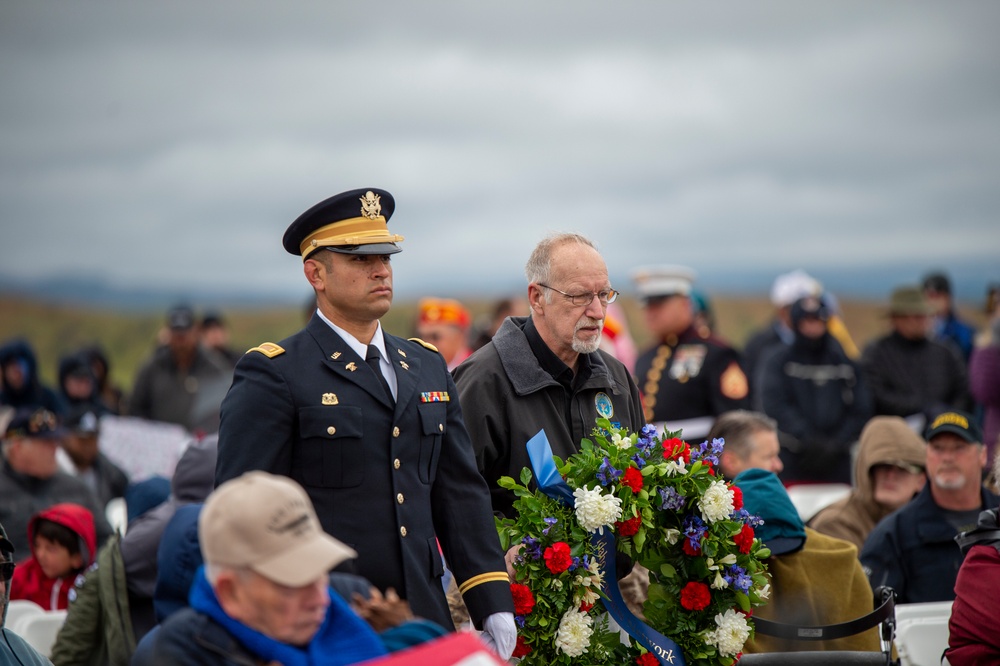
[860, 484, 1000, 604]
[861, 331, 971, 419]
[758, 333, 872, 483]
[453, 316, 644, 519]
[216, 314, 512, 630]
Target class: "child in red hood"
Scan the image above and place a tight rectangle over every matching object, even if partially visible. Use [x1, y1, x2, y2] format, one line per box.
[9, 502, 96, 610]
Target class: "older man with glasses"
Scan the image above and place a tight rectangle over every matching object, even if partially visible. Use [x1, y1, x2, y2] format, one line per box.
[453, 232, 644, 521]
[860, 410, 998, 603]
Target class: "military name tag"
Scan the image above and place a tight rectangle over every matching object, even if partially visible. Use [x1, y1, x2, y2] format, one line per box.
[420, 391, 450, 402]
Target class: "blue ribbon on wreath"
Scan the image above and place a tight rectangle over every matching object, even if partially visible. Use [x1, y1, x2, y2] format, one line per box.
[527, 429, 687, 666]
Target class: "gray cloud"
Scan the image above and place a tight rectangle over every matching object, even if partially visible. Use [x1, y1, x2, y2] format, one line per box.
[2, 1, 998, 303]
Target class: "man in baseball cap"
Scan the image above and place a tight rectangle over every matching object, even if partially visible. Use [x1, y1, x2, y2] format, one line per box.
[150, 471, 389, 664]
[861, 410, 997, 603]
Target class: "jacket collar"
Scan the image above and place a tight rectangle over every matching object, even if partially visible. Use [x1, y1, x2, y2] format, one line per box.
[304, 314, 421, 413]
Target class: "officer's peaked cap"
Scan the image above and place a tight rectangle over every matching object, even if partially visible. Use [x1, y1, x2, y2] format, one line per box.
[283, 188, 404, 260]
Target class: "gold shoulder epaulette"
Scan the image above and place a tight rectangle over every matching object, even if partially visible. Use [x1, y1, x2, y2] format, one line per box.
[408, 337, 439, 353]
[247, 342, 285, 358]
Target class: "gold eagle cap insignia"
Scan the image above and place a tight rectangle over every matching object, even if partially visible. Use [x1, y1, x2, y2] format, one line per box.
[359, 191, 381, 219]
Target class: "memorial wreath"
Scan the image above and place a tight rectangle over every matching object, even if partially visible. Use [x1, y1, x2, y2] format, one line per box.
[497, 420, 771, 665]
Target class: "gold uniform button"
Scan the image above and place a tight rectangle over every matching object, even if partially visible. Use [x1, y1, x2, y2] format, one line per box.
[438, 423, 444, 432]
[400, 526, 407, 537]
[393, 458, 401, 469]
[392, 427, 400, 438]
[326, 426, 336, 435]
[396, 493, 404, 504]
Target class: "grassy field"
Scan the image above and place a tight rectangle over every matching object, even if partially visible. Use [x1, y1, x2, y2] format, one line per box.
[0, 292, 988, 395]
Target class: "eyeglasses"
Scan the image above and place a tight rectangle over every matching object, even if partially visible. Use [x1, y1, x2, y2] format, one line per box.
[1, 561, 14, 582]
[538, 284, 618, 307]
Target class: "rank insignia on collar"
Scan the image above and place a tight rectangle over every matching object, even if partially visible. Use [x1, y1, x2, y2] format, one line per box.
[397, 349, 406, 358]
[322, 393, 339, 405]
[331, 352, 342, 360]
[400, 361, 410, 370]
[420, 391, 450, 402]
[346, 362, 357, 372]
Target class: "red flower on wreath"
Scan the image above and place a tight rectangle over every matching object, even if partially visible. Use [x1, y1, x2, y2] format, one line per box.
[663, 437, 691, 463]
[730, 484, 744, 510]
[734, 523, 755, 554]
[680, 581, 712, 611]
[704, 460, 716, 476]
[636, 652, 659, 666]
[615, 515, 642, 537]
[543, 541, 572, 574]
[512, 635, 532, 658]
[682, 538, 702, 557]
[622, 466, 644, 493]
[580, 600, 594, 612]
[510, 583, 535, 616]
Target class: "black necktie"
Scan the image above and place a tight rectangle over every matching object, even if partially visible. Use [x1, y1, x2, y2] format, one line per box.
[366, 345, 394, 402]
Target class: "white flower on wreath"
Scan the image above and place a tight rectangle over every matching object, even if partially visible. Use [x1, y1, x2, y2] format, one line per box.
[663, 459, 686, 477]
[705, 608, 750, 657]
[573, 485, 622, 534]
[555, 608, 594, 657]
[699, 479, 735, 523]
[664, 528, 681, 545]
[611, 432, 632, 450]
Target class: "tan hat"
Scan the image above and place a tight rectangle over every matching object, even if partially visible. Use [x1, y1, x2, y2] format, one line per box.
[887, 286, 934, 316]
[199, 471, 356, 587]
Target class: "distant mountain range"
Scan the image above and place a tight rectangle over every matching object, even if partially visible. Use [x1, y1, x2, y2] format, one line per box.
[1, 259, 996, 310]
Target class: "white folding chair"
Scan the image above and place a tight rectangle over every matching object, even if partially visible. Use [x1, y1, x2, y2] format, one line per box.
[786, 483, 852, 521]
[894, 601, 953, 666]
[4, 598, 45, 633]
[17, 609, 68, 658]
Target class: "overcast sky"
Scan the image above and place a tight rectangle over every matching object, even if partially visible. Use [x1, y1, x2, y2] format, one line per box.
[2, 1, 998, 305]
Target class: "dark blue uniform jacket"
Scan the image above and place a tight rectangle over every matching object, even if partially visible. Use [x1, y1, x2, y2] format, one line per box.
[215, 315, 512, 629]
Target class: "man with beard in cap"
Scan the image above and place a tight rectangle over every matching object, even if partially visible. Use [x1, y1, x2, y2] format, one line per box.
[860, 410, 998, 603]
[215, 188, 515, 659]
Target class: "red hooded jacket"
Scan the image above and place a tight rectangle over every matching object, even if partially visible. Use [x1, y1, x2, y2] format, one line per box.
[9, 502, 97, 610]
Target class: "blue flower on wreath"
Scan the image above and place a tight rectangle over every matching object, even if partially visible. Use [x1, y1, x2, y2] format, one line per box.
[631, 453, 647, 469]
[659, 486, 686, 512]
[515, 615, 526, 628]
[596, 457, 623, 487]
[569, 556, 581, 572]
[693, 437, 724, 466]
[724, 565, 753, 593]
[682, 515, 707, 549]
[521, 536, 542, 560]
[542, 516, 558, 535]
[731, 508, 764, 527]
[636, 424, 659, 453]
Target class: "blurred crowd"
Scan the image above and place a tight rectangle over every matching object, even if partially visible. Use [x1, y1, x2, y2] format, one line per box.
[2, 261, 1000, 664]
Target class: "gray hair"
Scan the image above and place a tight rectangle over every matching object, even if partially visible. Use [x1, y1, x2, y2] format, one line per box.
[524, 233, 599, 292]
[708, 410, 777, 462]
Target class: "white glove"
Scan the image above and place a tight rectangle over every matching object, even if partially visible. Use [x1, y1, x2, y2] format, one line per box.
[480, 611, 516, 660]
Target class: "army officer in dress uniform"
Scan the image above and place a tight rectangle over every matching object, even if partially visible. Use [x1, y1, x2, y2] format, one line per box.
[632, 266, 751, 436]
[215, 188, 516, 658]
